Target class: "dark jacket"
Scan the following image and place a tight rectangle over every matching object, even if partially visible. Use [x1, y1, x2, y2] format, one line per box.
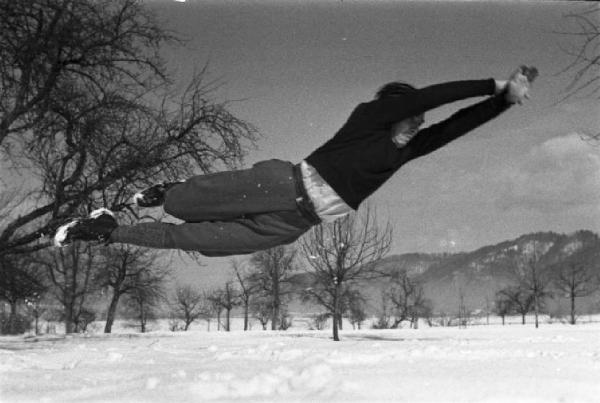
[305, 79, 511, 210]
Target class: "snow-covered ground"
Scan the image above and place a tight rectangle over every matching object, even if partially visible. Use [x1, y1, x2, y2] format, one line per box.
[2, 322, 600, 403]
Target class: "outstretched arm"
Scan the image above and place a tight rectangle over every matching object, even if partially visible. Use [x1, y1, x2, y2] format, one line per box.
[406, 94, 511, 161]
[404, 65, 537, 161]
[371, 66, 538, 128]
[371, 79, 497, 126]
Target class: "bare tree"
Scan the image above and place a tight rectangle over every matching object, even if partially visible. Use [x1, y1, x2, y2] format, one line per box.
[231, 259, 261, 331]
[34, 243, 99, 333]
[300, 206, 392, 341]
[171, 285, 206, 331]
[516, 245, 553, 328]
[346, 289, 367, 330]
[250, 296, 271, 330]
[206, 289, 225, 331]
[456, 286, 470, 329]
[494, 291, 513, 326]
[556, 6, 600, 101]
[0, 0, 258, 257]
[554, 262, 597, 325]
[0, 254, 46, 334]
[483, 295, 492, 326]
[199, 292, 218, 332]
[126, 269, 167, 333]
[373, 292, 392, 329]
[497, 286, 534, 325]
[211, 281, 240, 332]
[97, 244, 169, 333]
[0, 0, 174, 146]
[310, 313, 330, 331]
[24, 292, 48, 335]
[556, 5, 600, 142]
[411, 297, 433, 329]
[250, 246, 298, 331]
[386, 269, 429, 329]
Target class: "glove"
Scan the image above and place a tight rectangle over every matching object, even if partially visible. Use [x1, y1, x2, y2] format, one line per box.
[505, 65, 538, 105]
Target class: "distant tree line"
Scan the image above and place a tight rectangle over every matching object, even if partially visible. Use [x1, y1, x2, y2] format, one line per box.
[2, 211, 599, 338]
[0, 243, 169, 335]
[493, 237, 599, 327]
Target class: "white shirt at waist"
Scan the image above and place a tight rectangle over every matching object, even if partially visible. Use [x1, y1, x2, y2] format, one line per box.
[300, 160, 352, 222]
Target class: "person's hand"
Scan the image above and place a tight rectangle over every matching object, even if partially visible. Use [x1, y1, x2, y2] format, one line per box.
[504, 65, 538, 105]
[520, 65, 539, 83]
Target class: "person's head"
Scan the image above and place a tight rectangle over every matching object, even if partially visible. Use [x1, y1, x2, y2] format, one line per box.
[376, 81, 425, 135]
[375, 81, 417, 99]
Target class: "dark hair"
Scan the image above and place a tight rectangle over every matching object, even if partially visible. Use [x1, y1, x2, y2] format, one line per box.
[375, 81, 417, 99]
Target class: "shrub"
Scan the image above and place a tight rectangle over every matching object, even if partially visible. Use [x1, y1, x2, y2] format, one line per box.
[0, 312, 32, 335]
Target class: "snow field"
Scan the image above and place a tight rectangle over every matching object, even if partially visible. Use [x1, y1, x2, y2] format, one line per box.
[1, 324, 600, 402]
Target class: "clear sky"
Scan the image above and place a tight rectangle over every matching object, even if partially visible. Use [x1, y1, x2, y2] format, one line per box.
[90, 1, 600, 286]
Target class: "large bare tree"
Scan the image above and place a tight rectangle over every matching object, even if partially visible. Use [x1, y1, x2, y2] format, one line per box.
[0, 0, 171, 145]
[0, 0, 257, 257]
[300, 206, 392, 341]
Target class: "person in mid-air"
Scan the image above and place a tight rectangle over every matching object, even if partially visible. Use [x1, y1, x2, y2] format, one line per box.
[53, 66, 538, 257]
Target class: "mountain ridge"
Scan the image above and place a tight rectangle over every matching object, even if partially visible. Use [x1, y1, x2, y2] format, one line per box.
[369, 229, 600, 314]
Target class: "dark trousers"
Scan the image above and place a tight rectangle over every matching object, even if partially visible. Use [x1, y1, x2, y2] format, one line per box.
[110, 160, 321, 256]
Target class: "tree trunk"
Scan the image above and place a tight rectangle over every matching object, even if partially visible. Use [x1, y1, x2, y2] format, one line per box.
[104, 291, 121, 333]
[521, 312, 526, 325]
[534, 295, 539, 329]
[332, 283, 341, 341]
[8, 302, 17, 334]
[140, 302, 147, 333]
[65, 302, 75, 334]
[271, 281, 280, 331]
[34, 313, 40, 335]
[226, 308, 231, 331]
[570, 292, 576, 325]
[244, 302, 249, 331]
[501, 315, 505, 326]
